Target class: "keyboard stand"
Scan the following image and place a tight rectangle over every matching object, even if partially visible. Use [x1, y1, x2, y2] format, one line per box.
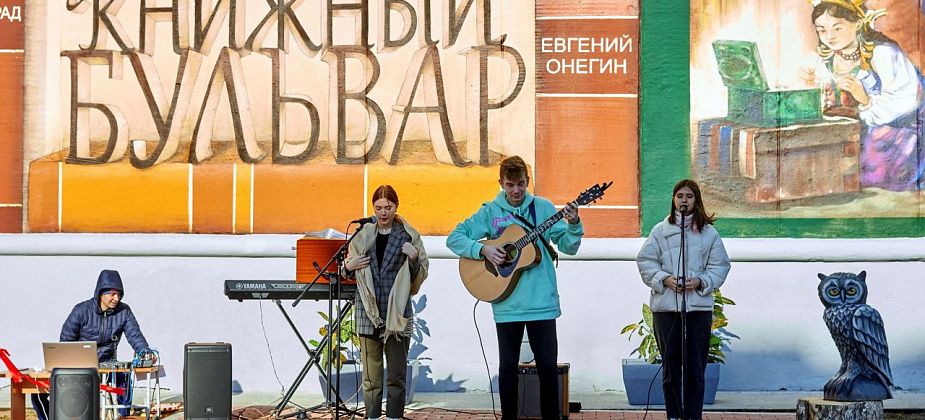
[273, 299, 359, 418]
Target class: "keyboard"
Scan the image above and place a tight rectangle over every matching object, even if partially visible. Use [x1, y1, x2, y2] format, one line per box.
[224, 280, 356, 301]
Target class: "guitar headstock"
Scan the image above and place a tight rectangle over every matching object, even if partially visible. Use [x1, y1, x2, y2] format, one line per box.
[574, 181, 613, 206]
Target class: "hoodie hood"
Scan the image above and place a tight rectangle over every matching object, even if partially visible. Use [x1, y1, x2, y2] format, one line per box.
[95, 269, 125, 299]
[491, 189, 535, 213]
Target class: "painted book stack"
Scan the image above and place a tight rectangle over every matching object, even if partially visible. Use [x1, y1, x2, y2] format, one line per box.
[697, 118, 859, 203]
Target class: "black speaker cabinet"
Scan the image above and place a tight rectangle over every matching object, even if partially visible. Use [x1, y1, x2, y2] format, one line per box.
[50, 367, 100, 420]
[184, 342, 232, 420]
[516, 363, 569, 419]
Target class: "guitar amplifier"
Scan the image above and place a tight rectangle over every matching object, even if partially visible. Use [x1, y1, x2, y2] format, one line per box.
[516, 363, 569, 419]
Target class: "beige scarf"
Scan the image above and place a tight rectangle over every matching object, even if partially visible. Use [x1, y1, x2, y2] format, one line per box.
[346, 215, 428, 341]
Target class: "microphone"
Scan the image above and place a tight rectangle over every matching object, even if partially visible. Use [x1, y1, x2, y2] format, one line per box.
[679, 204, 688, 214]
[350, 216, 377, 225]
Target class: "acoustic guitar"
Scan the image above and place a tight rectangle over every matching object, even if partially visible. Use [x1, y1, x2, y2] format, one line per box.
[459, 182, 613, 303]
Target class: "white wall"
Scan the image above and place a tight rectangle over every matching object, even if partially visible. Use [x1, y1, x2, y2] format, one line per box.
[1, 235, 923, 394]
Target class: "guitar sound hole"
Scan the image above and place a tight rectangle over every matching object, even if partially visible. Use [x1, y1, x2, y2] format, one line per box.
[502, 244, 519, 264]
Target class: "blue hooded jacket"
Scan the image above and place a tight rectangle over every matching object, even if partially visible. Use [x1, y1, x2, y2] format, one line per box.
[59, 270, 149, 361]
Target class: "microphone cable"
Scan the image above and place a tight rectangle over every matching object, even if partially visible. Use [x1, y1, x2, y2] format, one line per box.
[643, 240, 685, 420]
[257, 300, 286, 399]
[642, 314, 678, 420]
[472, 299, 500, 420]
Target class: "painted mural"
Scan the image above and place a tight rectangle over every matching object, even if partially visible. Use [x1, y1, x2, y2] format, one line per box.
[0, 0, 639, 236]
[691, 0, 924, 220]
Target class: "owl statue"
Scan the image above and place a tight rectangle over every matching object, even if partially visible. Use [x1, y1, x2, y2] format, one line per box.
[817, 271, 893, 401]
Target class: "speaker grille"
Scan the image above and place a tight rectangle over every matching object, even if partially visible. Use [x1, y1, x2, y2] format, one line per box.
[51, 368, 99, 420]
[184, 343, 232, 420]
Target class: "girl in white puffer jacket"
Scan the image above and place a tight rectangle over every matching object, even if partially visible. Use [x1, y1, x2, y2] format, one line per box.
[636, 179, 731, 420]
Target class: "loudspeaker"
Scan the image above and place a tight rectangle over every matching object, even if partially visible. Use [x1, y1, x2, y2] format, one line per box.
[516, 363, 569, 419]
[184, 343, 232, 420]
[50, 367, 99, 420]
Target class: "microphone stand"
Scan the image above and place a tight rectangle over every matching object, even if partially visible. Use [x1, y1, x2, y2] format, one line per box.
[289, 220, 368, 419]
[678, 207, 688, 419]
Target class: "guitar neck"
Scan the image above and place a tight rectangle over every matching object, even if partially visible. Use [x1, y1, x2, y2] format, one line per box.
[513, 202, 573, 250]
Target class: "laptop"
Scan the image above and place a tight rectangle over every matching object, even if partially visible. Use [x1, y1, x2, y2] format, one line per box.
[42, 342, 99, 370]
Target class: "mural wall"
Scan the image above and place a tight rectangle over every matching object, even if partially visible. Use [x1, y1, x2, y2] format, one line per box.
[0, 1, 23, 233]
[690, 0, 924, 223]
[0, 0, 639, 236]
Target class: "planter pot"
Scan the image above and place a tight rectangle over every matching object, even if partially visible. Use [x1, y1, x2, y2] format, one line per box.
[621, 359, 720, 405]
[321, 360, 423, 405]
[319, 363, 363, 404]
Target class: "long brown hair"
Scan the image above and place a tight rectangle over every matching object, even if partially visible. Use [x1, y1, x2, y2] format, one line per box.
[372, 185, 399, 206]
[667, 179, 714, 231]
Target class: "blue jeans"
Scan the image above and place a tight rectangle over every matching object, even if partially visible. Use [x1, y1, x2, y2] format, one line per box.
[30, 393, 50, 420]
[113, 372, 133, 416]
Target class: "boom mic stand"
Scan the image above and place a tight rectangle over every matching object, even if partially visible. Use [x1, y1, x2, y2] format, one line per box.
[278, 221, 367, 419]
[677, 205, 689, 419]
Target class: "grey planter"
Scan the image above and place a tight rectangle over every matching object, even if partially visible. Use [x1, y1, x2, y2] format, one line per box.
[621, 359, 720, 405]
[319, 363, 363, 404]
[320, 360, 423, 405]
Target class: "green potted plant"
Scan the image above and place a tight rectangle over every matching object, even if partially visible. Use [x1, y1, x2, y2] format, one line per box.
[619, 289, 738, 405]
[310, 307, 362, 403]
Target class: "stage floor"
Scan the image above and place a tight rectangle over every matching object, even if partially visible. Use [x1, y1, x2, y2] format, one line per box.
[3, 391, 924, 419]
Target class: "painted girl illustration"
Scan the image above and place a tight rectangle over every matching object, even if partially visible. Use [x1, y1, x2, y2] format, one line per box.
[799, 0, 925, 191]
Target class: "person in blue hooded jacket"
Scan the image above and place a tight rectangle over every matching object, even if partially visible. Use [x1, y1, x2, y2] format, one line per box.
[447, 156, 582, 420]
[32, 269, 150, 420]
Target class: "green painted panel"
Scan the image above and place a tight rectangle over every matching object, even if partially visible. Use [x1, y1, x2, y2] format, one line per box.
[714, 217, 925, 238]
[639, 2, 690, 236]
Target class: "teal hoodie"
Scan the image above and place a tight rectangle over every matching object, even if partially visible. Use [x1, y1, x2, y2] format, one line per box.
[447, 190, 584, 322]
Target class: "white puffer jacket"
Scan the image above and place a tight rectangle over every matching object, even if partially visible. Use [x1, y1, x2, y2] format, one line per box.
[636, 217, 731, 312]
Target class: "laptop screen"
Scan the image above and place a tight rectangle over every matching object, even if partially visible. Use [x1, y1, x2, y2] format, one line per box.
[42, 342, 99, 370]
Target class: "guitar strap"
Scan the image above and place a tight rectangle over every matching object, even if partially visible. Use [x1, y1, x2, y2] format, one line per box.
[513, 201, 559, 267]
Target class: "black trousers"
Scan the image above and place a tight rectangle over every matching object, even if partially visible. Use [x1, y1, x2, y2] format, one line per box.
[653, 311, 712, 420]
[496, 319, 558, 420]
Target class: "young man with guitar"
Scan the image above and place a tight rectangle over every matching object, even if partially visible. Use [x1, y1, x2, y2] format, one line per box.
[447, 156, 584, 420]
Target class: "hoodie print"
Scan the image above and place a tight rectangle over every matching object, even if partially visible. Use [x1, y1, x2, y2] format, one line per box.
[490, 214, 515, 239]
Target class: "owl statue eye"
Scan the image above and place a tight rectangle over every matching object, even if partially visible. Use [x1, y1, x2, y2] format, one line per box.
[828, 288, 840, 297]
[846, 288, 857, 296]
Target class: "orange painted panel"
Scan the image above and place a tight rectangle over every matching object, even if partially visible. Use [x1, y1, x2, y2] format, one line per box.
[0, 206, 21, 232]
[27, 160, 58, 232]
[536, 97, 639, 207]
[536, 0, 638, 17]
[192, 163, 234, 233]
[0, 53, 23, 207]
[61, 163, 188, 232]
[0, 1, 24, 49]
[234, 163, 253, 234]
[367, 164, 501, 235]
[536, 18, 639, 95]
[252, 164, 364, 233]
[576, 207, 638, 238]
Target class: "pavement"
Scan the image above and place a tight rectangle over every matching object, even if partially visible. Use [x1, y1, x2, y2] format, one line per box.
[3, 389, 924, 419]
[219, 390, 925, 409]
